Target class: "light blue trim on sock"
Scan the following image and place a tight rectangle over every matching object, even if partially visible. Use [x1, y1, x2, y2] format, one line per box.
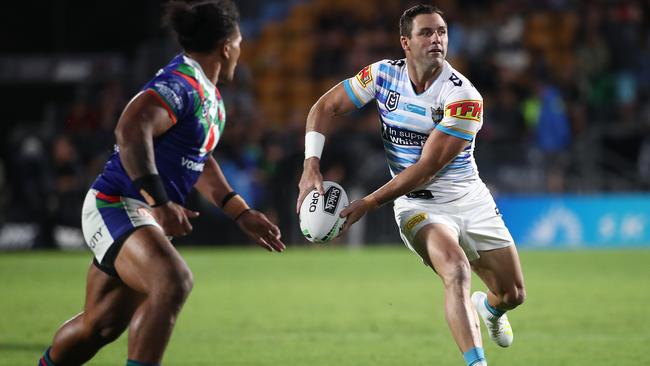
[484, 297, 505, 317]
[463, 347, 486, 366]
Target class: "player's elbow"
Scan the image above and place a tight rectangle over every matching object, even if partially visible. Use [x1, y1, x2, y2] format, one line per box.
[414, 162, 439, 185]
[310, 98, 336, 120]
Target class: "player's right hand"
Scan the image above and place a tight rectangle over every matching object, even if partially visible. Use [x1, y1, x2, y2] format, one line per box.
[296, 157, 324, 214]
[151, 202, 200, 237]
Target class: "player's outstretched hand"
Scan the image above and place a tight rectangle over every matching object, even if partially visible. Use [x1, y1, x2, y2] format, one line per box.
[151, 202, 200, 237]
[237, 210, 285, 253]
[296, 157, 324, 214]
[338, 198, 374, 236]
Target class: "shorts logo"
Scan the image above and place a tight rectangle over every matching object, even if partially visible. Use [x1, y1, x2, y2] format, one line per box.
[89, 227, 104, 249]
[385, 90, 400, 111]
[323, 186, 342, 215]
[137, 207, 153, 218]
[445, 100, 482, 122]
[405, 213, 427, 232]
[355, 65, 373, 88]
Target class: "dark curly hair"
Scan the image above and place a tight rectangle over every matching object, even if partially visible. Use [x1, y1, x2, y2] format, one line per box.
[399, 4, 447, 38]
[164, 0, 240, 53]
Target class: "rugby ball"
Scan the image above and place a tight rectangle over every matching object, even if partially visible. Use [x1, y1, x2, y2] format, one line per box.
[299, 181, 349, 243]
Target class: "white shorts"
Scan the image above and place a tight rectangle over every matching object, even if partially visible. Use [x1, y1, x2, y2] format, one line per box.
[394, 182, 514, 262]
[81, 189, 161, 264]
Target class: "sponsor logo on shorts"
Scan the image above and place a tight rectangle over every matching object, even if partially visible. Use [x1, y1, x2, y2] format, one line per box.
[445, 100, 482, 122]
[385, 90, 400, 111]
[355, 65, 373, 88]
[323, 186, 342, 215]
[405, 213, 427, 232]
[137, 207, 153, 218]
[89, 227, 104, 249]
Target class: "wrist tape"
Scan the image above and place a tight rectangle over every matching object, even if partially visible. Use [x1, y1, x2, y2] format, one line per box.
[305, 131, 325, 159]
[222, 193, 250, 220]
[133, 174, 169, 207]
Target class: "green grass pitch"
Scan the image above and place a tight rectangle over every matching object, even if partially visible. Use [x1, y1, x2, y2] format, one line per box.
[1, 246, 649, 365]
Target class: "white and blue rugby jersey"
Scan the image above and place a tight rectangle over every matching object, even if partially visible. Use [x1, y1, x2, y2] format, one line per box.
[343, 59, 484, 201]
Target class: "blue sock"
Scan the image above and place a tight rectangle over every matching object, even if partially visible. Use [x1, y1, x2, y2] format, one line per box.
[463, 347, 486, 366]
[484, 297, 505, 317]
[126, 360, 160, 366]
[38, 347, 56, 366]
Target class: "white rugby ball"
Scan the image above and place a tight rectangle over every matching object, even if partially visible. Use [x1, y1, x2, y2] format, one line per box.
[299, 181, 349, 243]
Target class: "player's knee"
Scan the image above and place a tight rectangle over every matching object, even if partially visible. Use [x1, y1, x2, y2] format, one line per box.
[502, 285, 526, 308]
[154, 267, 194, 308]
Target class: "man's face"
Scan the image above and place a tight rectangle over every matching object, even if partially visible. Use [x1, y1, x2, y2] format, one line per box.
[221, 26, 242, 83]
[402, 13, 448, 67]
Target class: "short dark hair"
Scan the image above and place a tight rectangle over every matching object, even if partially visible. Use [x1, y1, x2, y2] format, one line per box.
[399, 4, 447, 38]
[164, 0, 240, 53]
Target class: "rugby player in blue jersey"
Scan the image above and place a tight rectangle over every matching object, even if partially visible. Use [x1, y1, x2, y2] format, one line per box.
[297, 5, 525, 366]
[39, 1, 285, 365]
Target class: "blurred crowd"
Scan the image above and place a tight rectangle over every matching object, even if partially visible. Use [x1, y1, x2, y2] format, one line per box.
[1, 0, 649, 245]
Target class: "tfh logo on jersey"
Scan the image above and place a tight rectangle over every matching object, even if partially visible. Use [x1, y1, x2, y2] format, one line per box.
[323, 186, 342, 215]
[355, 65, 373, 88]
[385, 90, 400, 111]
[445, 100, 482, 122]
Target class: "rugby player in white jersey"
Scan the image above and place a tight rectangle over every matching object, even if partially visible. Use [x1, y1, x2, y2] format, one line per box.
[297, 4, 525, 366]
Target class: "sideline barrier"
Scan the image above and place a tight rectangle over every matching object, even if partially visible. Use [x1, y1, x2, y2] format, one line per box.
[496, 194, 650, 248]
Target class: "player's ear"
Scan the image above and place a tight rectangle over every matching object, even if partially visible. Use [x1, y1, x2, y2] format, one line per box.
[221, 42, 232, 60]
[400, 36, 410, 52]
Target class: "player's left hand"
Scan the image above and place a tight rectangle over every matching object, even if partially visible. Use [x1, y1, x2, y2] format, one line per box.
[338, 198, 374, 236]
[236, 210, 286, 253]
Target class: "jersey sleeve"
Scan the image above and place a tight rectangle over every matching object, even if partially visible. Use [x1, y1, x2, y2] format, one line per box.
[144, 74, 193, 124]
[342, 62, 380, 108]
[435, 86, 483, 141]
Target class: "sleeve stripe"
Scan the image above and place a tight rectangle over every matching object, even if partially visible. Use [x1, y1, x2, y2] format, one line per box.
[145, 89, 177, 124]
[343, 79, 364, 108]
[435, 124, 474, 141]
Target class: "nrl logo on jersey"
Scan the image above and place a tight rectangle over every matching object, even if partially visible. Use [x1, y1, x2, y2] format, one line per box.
[431, 106, 444, 125]
[385, 90, 400, 111]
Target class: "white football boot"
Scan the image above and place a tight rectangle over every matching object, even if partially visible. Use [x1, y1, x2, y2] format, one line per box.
[472, 291, 513, 347]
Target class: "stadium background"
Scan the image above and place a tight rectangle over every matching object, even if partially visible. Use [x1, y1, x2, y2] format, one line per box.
[1, 0, 649, 249]
[1, 1, 649, 365]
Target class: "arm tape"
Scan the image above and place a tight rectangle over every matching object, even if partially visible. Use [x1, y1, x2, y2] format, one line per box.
[133, 174, 170, 207]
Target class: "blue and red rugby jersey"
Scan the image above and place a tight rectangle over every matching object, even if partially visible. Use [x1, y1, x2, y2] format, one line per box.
[92, 54, 226, 205]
